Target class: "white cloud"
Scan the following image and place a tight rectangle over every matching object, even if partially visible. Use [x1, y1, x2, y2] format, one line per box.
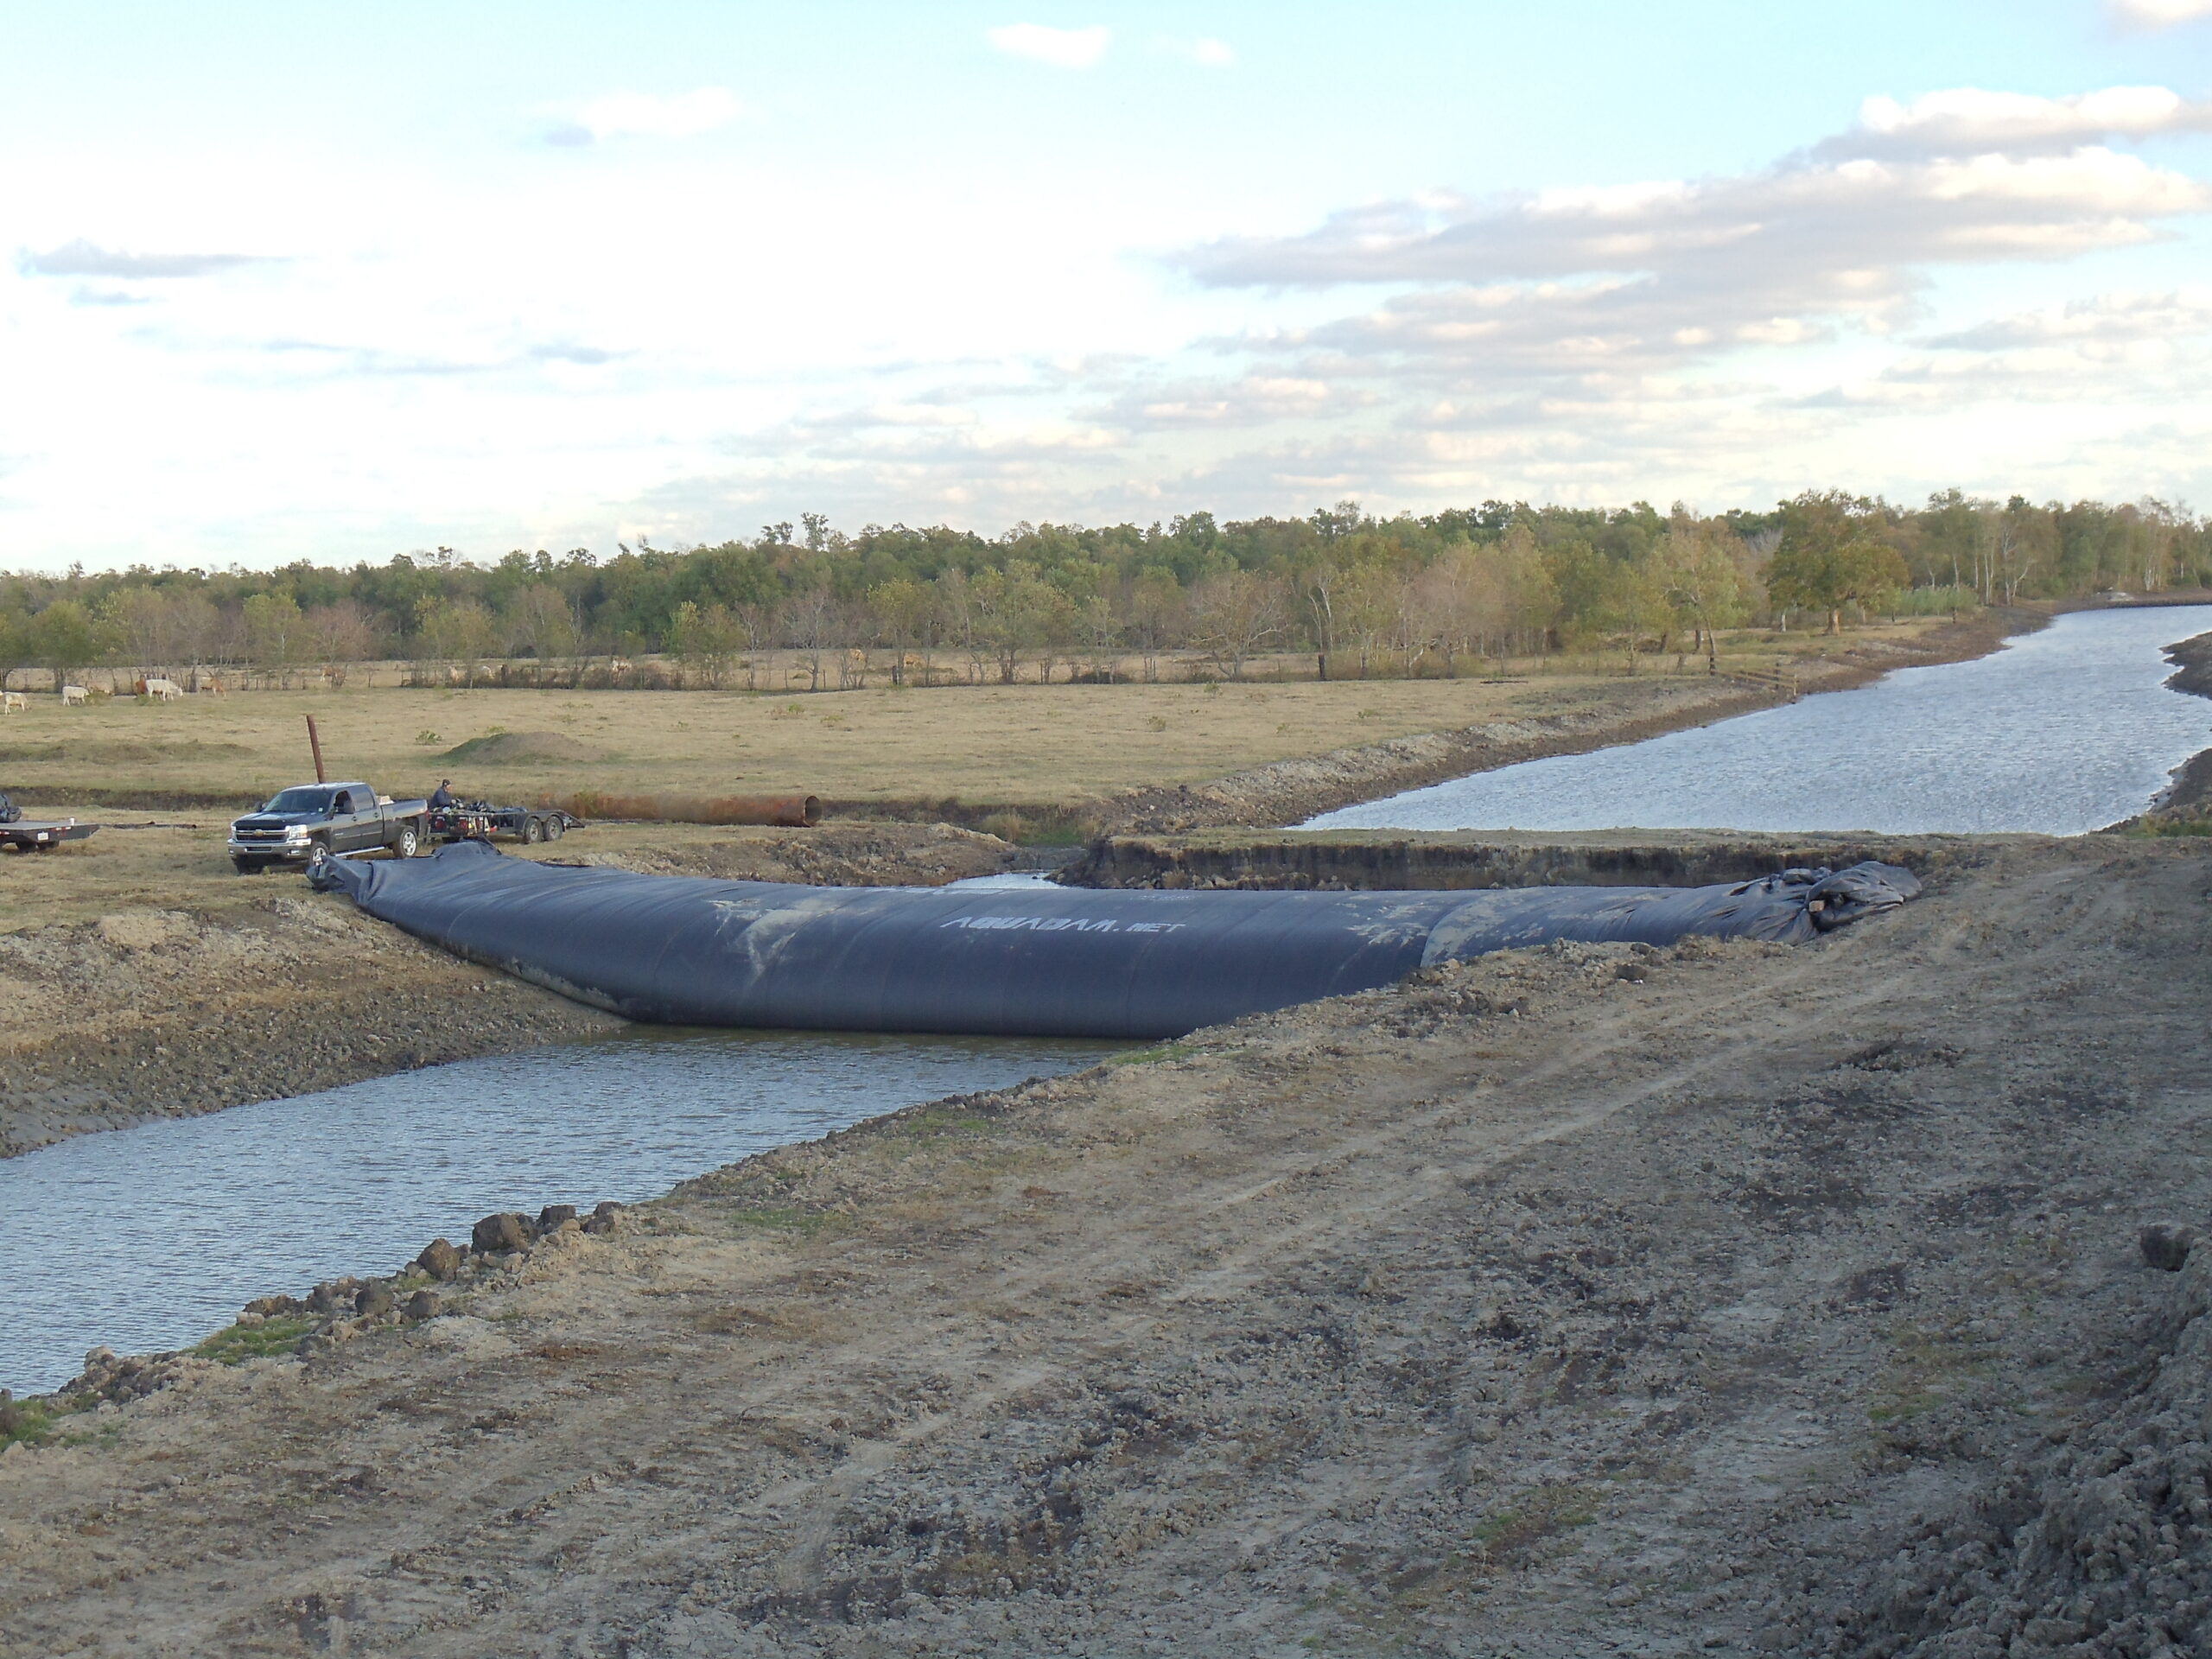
[10, 60, 2212, 565]
[544, 87, 741, 146]
[1821, 86, 2212, 159]
[986, 23, 1110, 68]
[18, 238, 275, 278]
[2109, 0, 2212, 27]
[1181, 143, 2209, 290]
[1928, 288, 2212, 350]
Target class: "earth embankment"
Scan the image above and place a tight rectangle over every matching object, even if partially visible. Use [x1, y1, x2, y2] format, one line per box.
[4, 835, 2209, 1655]
[1098, 607, 2044, 834]
[1061, 826, 2010, 891]
[0, 822, 1020, 1157]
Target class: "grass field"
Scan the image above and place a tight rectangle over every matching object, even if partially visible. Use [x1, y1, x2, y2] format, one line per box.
[0, 622, 1951, 817]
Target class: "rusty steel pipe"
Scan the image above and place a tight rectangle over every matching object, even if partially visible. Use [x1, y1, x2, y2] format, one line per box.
[706, 793, 821, 828]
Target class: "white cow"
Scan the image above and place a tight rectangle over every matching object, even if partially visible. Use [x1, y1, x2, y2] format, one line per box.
[2, 692, 25, 715]
[143, 677, 183, 702]
[60, 684, 88, 706]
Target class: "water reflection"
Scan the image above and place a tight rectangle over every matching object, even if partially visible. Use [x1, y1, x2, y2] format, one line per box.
[1309, 607, 2212, 836]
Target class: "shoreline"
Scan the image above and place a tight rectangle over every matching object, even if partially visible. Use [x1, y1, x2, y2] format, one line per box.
[1097, 604, 2049, 834]
[4, 836, 2209, 1652]
[0, 603, 2094, 1166]
[0, 823, 1021, 1160]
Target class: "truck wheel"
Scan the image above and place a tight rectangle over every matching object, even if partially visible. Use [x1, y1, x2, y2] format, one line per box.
[394, 824, 419, 858]
[543, 817, 564, 842]
[523, 816, 545, 844]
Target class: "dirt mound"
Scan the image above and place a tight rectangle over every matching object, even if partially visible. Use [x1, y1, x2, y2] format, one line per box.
[1819, 1240, 2212, 1657]
[440, 731, 597, 765]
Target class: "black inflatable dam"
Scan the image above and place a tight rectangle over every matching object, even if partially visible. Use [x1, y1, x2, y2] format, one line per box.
[309, 842, 1919, 1040]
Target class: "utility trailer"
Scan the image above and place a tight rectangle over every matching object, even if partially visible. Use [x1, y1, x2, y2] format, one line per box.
[425, 800, 585, 847]
[0, 789, 97, 853]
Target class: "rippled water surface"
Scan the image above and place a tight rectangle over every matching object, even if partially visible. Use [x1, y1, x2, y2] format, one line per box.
[0, 1029, 1107, 1394]
[1309, 607, 2212, 836]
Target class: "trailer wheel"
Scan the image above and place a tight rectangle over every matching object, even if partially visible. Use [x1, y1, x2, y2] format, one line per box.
[394, 824, 419, 859]
[523, 816, 545, 844]
[543, 816, 564, 842]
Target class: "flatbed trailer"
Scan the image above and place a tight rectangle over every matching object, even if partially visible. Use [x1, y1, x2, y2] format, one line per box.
[0, 817, 97, 852]
[425, 802, 585, 846]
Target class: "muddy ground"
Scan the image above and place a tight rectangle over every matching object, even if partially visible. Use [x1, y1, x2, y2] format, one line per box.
[0, 822, 1018, 1156]
[3, 834, 2209, 1656]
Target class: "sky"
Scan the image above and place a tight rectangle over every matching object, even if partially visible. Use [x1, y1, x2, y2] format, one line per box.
[3, 1, 2212, 572]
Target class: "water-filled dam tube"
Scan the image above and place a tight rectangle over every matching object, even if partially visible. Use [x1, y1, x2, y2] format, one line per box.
[309, 843, 1919, 1040]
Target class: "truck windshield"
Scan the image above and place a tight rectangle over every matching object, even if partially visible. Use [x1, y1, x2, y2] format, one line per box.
[262, 787, 339, 814]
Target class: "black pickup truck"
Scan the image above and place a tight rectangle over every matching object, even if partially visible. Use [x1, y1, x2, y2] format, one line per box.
[227, 782, 429, 874]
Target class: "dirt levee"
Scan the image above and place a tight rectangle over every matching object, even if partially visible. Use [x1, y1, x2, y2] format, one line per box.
[3, 835, 2209, 1654]
[0, 822, 1020, 1156]
[1099, 608, 2047, 834]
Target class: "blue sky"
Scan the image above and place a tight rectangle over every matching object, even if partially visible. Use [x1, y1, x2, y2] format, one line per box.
[3, 1, 2210, 570]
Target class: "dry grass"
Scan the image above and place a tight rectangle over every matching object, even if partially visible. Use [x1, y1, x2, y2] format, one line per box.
[0, 622, 1949, 818]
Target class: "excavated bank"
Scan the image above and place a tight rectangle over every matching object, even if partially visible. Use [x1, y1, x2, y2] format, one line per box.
[0, 823, 1021, 1157]
[1097, 607, 2046, 836]
[1061, 826, 2011, 892]
[3, 836, 2209, 1656]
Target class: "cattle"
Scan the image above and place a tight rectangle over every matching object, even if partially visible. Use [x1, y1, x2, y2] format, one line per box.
[2, 692, 24, 715]
[60, 685, 88, 706]
[143, 678, 183, 702]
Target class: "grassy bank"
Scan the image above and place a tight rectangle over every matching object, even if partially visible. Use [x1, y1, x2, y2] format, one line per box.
[0, 618, 1972, 820]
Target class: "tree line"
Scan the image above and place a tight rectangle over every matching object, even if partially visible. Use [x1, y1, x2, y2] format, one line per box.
[2, 491, 2204, 691]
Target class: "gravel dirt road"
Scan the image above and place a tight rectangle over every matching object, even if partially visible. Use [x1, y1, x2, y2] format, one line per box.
[3, 833, 2208, 1656]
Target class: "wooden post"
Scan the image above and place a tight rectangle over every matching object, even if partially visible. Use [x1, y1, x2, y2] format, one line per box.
[306, 715, 327, 784]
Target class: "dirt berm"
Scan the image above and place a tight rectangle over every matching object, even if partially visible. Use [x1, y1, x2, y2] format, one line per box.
[0, 822, 1020, 1157]
[1099, 607, 2043, 835]
[3, 833, 2209, 1656]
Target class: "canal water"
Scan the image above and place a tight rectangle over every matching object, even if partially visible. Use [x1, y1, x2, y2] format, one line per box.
[0, 1029, 1108, 1395]
[1306, 606, 2212, 836]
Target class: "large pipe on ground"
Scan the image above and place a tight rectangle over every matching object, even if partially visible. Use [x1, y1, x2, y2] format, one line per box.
[310, 842, 1918, 1040]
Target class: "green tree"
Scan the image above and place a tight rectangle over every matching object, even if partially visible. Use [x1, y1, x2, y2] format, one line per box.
[1188, 569, 1282, 681]
[504, 585, 581, 682]
[242, 592, 307, 682]
[1767, 492, 1909, 633]
[668, 600, 743, 690]
[414, 596, 495, 686]
[33, 600, 100, 690]
[0, 607, 34, 694]
[1656, 521, 1747, 672]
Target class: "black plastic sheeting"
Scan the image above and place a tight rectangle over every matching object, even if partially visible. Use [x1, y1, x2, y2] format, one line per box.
[310, 843, 1919, 1040]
